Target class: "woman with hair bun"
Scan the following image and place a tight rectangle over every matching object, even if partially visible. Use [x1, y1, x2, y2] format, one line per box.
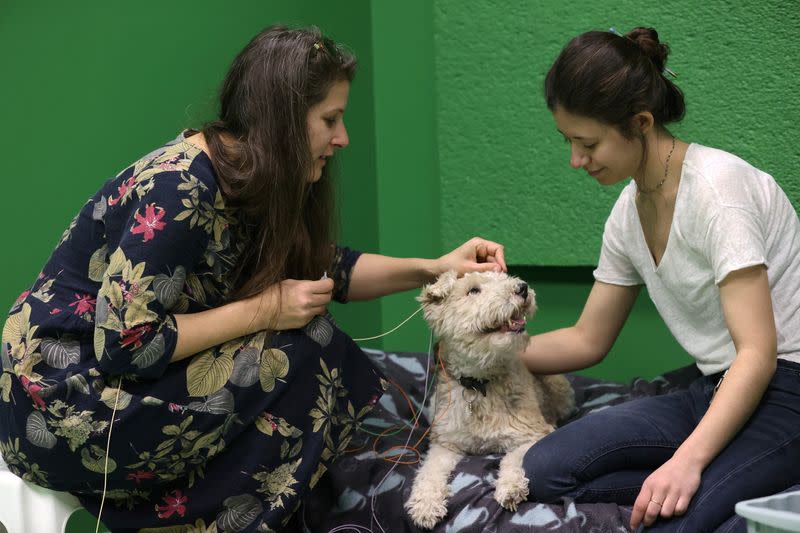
[520, 27, 800, 531]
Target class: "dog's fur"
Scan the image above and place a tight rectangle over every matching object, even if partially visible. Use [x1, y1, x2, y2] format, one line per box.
[405, 270, 575, 529]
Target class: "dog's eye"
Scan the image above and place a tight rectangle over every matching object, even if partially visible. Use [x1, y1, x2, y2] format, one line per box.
[468, 287, 481, 295]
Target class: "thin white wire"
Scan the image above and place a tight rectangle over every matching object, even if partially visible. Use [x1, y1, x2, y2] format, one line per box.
[96, 378, 122, 533]
[351, 307, 423, 342]
[368, 331, 434, 533]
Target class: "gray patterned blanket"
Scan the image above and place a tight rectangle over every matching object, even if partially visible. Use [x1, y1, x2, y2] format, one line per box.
[302, 349, 702, 533]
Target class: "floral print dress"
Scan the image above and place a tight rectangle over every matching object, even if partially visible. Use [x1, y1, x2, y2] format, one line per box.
[0, 133, 386, 532]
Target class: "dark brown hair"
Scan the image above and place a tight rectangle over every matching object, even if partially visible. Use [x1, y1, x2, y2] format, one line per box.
[545, 27, 685, 138]
[202, 25, 356, 301]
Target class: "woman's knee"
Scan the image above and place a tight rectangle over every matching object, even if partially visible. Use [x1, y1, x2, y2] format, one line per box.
[522, 432, 576, 503]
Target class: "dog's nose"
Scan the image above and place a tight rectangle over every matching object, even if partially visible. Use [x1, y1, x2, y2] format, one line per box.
[516, 283, 528, 299]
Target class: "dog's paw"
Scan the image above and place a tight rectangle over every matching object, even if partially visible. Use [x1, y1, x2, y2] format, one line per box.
[494, 470, 530, 511]
[405, 494, 448, 529]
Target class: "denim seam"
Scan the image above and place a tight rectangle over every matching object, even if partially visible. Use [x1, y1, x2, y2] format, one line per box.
[573, 439, 678, 477]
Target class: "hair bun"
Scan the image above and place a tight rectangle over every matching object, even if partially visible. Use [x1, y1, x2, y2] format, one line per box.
[626, 27, 669, 72]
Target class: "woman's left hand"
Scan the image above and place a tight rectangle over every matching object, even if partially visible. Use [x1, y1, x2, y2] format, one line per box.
[435, 237, 507, 276]
[630, 455, 702, 529]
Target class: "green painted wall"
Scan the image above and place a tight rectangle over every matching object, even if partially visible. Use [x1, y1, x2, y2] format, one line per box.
[1, 2, 377, 531]
[0, 1, 382, 350]
[436, 0, 800, 264]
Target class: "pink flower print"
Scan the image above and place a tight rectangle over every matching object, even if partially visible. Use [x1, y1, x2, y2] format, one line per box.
[108, 176, 136, 206]
[120, 324, 152, 349]
[158, 156, 180, 171]
[121, 281, 141, 303]
[259, 412, 279, 431]
[127, 470, 156, 485]
[14, 290, 30, 306]
[69, 294, 96, 316]
[168, 403, 184, 414]
[368, 394, 379, 406]
[50, 308, 61, 315]
[130, 203, 167, 242]
[19, 375, 46, 411]
[155, 489, 187, 519]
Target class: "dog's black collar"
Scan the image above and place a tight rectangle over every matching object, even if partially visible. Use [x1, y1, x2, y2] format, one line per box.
[459, 376, 489, 396]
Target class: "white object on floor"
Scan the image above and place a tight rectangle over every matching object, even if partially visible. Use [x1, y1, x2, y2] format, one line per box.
[0, 454, 82, 533]
[735, 490, 800, 533]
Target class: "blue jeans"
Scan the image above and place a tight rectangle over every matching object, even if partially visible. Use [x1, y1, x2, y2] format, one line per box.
[522, 360, 800, 532]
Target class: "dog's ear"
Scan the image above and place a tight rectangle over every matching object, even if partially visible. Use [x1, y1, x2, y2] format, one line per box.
[417, 270, 458, 306]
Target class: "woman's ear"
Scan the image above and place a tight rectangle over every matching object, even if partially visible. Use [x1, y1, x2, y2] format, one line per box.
[631, 111, 655, 135]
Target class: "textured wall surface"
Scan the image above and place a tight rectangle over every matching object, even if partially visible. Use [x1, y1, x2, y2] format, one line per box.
[435, 0, 800, 265]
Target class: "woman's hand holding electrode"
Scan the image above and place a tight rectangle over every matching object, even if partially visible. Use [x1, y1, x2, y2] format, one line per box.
[435, 237, 507, 275]
[250, 276, 335, 331]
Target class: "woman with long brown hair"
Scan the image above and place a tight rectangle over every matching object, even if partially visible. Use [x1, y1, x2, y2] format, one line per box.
[0, 25, 505, 531]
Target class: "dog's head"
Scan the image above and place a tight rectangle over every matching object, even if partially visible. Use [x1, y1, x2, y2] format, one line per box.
[417, 270, 535, 363]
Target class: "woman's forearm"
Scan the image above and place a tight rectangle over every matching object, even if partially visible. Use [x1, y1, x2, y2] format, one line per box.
[521, 326, 608, 374]
[347, 253, 440, 301]
[171, 296, 267, 362]
[672, 349, 775, 469]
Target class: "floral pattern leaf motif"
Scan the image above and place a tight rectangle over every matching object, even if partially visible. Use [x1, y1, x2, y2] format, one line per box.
[64, 373, 90, 396]
[93, 328, 106, 361]
[303, 316, 333, 347]
[186, 388, 234, 415]
[215, 494, 263, 532]
[1, 338, 13, 371]
[3, 303, 42, 369]
[229, 347, 260, 388]
[57, 212, 79, 246]
[92, 195, 107, 221]
[153, 266, 186, 310]
[139, 519, 218, 533]
[47, 399, 108, 451]
[260, 349, 289, 393]
[40, 337, 81, 369]
[107, 247, 127, 277]
[255, 412, 302, 440]
[0, 372, 11, 403]
[252, 458, 301, 511]
[81, 444, 117, 474]
[174, 173, 228, 244]
[184, 273, 207, 307]
[25, 411, 56, 449]
[187, 349, 234, 397]
[101, 384, 132, 411]
[88, 244, 109, 282]
[31, 278, 56, 304]
[131, 333, 166, 369]
[141, 396, 165, 407]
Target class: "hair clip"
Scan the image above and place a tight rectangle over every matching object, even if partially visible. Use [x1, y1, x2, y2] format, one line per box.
[312, 39, 341, 61]
[663, 66, 678, 78]
[608, 27, 624, 37]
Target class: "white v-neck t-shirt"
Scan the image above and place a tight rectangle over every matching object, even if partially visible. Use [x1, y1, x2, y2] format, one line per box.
[593, 143, 800, 374]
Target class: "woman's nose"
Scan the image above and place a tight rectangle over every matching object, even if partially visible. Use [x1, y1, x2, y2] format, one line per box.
[569, 145, 588, 169]
[333, 122, 349, 149]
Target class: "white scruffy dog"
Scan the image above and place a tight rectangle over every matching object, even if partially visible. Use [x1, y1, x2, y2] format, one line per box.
[405, 270, 575, 529]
